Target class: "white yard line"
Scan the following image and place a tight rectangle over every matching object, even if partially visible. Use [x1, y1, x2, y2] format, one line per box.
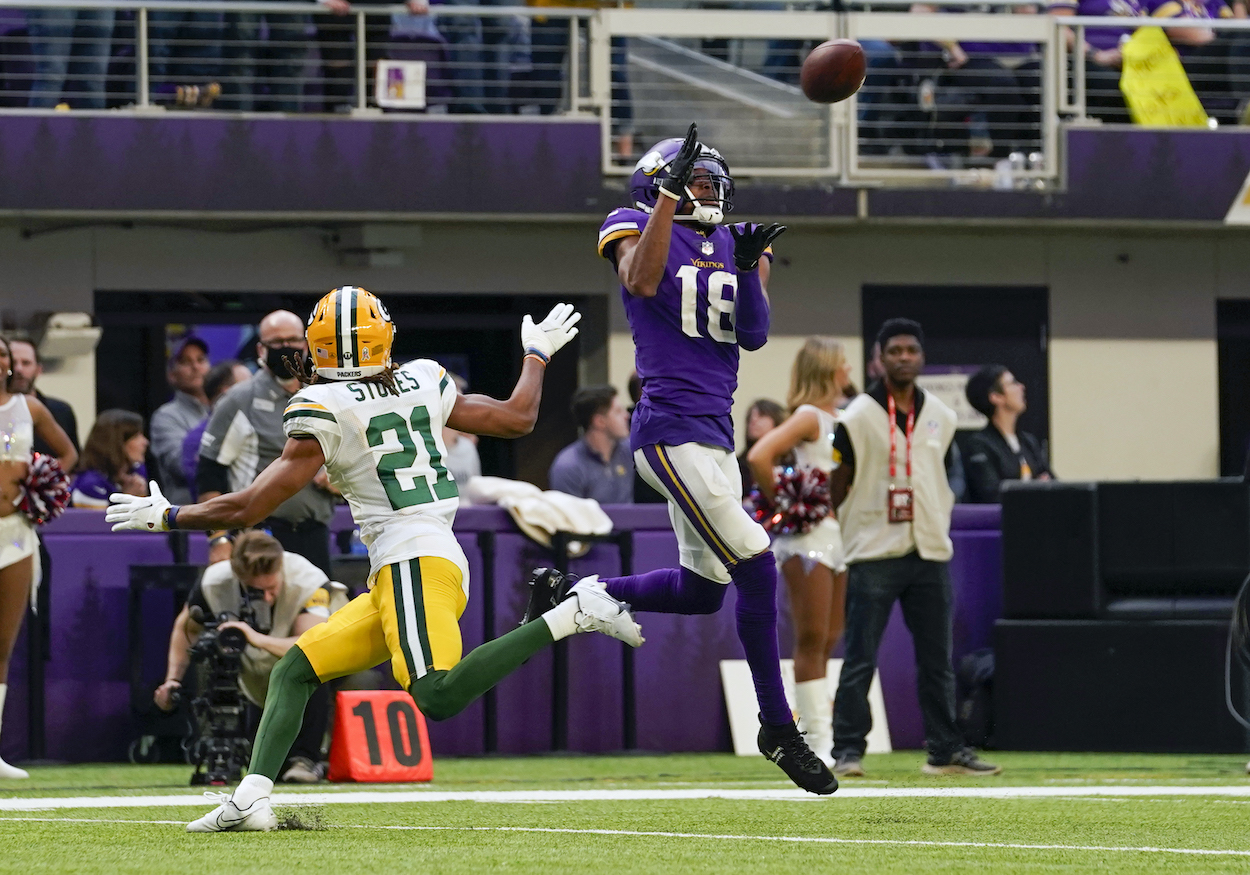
[0, 816, 1248, 858]
[1, 784, 1250, 811]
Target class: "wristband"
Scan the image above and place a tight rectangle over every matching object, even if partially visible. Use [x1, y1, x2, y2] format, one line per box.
[524, 349, 550, 365]
[165, 505, 180, 530]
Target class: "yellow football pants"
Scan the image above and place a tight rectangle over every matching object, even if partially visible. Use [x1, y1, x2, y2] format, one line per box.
[297, 556, 466, 690]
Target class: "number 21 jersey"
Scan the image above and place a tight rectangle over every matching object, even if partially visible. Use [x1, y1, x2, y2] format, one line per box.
[598, 207, 773, 452]
[282, 359, 467, 586]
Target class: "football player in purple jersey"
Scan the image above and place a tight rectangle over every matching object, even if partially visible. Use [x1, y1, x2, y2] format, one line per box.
[530, 124, 836, 795]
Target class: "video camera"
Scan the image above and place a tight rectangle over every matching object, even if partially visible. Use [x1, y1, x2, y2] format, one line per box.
[182, 604, 258, 785]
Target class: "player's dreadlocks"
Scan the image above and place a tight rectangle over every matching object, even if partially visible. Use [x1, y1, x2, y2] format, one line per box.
[287, 352, 403, 397]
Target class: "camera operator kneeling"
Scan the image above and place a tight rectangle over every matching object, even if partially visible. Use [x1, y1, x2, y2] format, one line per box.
[154, 530, 346, 783]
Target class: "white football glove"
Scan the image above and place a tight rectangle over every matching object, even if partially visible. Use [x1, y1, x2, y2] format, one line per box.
[106, 481, 172, 532]
[521, 303, 581, 361]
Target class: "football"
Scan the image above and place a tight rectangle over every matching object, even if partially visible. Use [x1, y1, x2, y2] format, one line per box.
[800, 39, 867, 104]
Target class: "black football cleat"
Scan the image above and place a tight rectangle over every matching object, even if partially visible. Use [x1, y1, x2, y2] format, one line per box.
[757, 720, 839, 795]
[519, 567, 574, 626]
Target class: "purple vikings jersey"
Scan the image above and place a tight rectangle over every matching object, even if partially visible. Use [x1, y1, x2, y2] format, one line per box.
[1048, 0, 1146, 50]
[598, 207, 772, 453]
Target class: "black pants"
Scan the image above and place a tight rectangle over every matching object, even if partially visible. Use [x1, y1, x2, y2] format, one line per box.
[832, 551, 963, 760]
[263, 517, 332, 577]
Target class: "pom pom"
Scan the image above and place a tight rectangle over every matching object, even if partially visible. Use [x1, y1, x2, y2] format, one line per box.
[18, 453, 71, 526]
[746, 466, 832, 536]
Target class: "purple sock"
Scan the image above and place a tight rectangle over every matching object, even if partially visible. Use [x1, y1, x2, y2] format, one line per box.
[601, 567, 725, 614]
[730, 551, 791, 726]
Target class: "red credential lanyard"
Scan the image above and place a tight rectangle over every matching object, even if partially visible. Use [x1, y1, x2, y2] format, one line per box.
[887, 393, 915, 482]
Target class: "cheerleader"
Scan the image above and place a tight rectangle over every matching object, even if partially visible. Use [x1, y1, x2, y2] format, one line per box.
[0, 336, 76, 777]
[746, 337, 852, 767]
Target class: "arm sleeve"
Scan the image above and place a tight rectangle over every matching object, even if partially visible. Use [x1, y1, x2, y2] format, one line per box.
[963, 437, 1003, 504]
[283, 394, 343, 467]
[149, 408, 189, 486]
[437, 367, 458, 427]
[198, 389, 248, 467]
[548, 453, 584, 498]
[735, 269, 770, 352]
[184, 581, 211, 618]
[299, 585, 332, 620]
[946, 441, 967, 503]
[195, 456, 231, 498]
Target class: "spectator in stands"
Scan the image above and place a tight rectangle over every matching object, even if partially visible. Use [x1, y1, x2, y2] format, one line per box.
[962, 364, 1051, 503]
[1049, 0, 1145, 123]
[5, 333, 79, 456]
[442, 372, 482, 494]
[313, 0, 432, 113]
[737, 398, 785, 497]
[149, 6, 224, 107]
[219, 4, 314, 111]
[197, 310, 336, 573]
[523, 0, 634, 158]
[181, 359, 251, 502]
[828, 318, 1000, 778]
[1145, 0, 1234, 121]
[548, 385, 633, 503]
[27, 5, 115, 108]
[71, 410, 148, 509]
[150, 336, 210, 506]
[910, 3, 1043, 159]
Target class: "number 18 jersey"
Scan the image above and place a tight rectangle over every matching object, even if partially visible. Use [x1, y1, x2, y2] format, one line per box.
[598, 207, 773, 453]
[282, 359, 467, 589]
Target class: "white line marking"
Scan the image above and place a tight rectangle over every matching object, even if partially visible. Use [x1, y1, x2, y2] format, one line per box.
[1, 816, 1248, 858]
[1, 785, 1250, 812]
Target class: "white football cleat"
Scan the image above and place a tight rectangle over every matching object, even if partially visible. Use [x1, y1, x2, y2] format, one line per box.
[569, 577, 644, 648]
[0, 757, 28, 779]
[186, 791, 278, 833]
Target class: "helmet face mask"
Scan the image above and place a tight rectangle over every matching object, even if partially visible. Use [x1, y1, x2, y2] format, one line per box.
[305, 286, 395, 381]
[630, 138, 735, 225]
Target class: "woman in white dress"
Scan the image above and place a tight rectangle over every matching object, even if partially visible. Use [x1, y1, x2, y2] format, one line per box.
[0, 336, 76, 777]
[746, 337, 852, 767]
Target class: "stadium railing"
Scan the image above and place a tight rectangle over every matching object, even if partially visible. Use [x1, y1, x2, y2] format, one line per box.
[0, 0, 1245, 188]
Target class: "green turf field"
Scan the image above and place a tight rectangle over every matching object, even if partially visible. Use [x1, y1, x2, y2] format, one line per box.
[1, 752, 1248, 874]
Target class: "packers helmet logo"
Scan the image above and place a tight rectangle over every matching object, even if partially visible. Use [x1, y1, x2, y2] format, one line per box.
[376, 300, 392, 322]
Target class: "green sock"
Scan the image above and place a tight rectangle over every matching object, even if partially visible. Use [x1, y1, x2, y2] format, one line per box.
[248, 646, 321, 781]
[411, 620, 554, 721]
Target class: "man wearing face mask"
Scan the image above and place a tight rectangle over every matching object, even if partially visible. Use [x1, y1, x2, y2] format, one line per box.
[197, 310, 336, 573]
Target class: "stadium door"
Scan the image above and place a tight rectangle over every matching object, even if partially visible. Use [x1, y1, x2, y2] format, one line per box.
[861, 285, 1051, 450]
[1217, 299, 1250, 477]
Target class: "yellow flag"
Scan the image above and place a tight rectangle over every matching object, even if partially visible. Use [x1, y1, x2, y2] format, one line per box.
[1119, 26, 1208, 126]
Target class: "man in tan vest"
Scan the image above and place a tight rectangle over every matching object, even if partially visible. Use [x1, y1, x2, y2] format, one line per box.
[826, 319, 1000, 778]
[154, 530, 346, 783]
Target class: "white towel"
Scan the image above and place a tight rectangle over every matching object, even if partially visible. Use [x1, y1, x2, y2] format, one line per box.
[465, 477, 612, 557]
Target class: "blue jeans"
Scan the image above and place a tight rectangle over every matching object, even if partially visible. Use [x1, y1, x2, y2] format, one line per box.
[150, 8, 223, 86]
[832, 551, 963, 760]
[28, 7, 115, 108]
[220, 12, 309, 111]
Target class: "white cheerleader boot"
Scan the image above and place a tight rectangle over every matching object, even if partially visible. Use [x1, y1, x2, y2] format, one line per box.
[794, 677, 835, 768]
[0, 686, 27, 778]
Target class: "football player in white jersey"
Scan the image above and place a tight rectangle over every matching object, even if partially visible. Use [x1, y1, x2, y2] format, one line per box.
[109, 287, 644, 833]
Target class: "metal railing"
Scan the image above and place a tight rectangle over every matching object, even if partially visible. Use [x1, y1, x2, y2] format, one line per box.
[1, 1, 1249, 187]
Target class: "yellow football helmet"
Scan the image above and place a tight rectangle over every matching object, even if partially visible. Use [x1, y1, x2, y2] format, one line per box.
[305, 286, 395, 380]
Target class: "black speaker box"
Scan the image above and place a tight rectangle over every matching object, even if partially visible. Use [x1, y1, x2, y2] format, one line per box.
[995, 619, 1250, 753]
[1001, 482, 1099, 619]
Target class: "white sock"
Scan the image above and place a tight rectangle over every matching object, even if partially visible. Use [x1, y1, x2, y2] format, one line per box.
[794, 678, 834, 768]
[233, 773, 274, 808]
[541, 597, 580, 641]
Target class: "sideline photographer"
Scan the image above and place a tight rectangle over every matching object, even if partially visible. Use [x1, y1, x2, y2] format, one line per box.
[155, 530, 345, 783]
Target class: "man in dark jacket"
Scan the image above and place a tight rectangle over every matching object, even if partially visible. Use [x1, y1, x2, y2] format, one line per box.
[963, 364, 1051, 503]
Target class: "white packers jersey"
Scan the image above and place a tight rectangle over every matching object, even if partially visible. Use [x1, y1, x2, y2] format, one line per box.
[282, 359, 469, 591]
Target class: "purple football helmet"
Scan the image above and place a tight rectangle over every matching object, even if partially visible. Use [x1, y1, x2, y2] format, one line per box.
[630, 136, 735, 225]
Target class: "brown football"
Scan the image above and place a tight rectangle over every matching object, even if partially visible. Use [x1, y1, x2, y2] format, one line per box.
[800, 39, 867, 104]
